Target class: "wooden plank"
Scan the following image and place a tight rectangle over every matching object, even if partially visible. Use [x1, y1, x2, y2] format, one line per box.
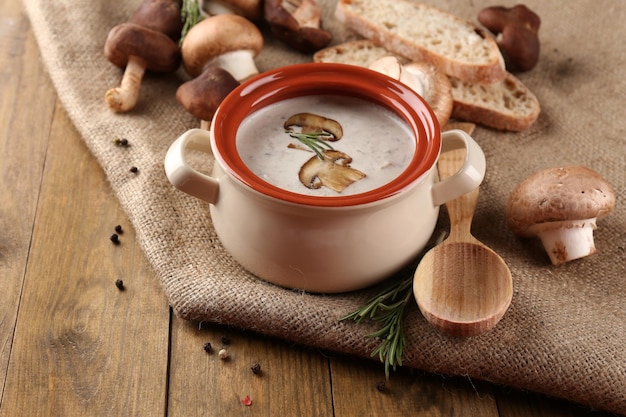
[495, 386, 615, 417]
[0, 1, 56, 401]
[168, 319, 335, 416]
[330, 355, 500, 416]
[0, 102, 171, 416]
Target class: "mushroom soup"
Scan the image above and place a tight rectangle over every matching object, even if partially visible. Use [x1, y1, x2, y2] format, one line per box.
[236, 95, 416, 196]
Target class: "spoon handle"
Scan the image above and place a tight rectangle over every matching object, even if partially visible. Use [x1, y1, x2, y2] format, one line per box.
[438, 148, 479, 242]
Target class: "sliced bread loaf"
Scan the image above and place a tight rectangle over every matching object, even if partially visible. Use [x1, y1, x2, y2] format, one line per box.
[314, 40, 540, 131]
[334, 0, 506, 83]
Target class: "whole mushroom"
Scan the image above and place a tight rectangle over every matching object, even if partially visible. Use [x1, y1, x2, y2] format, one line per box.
[264, 0, 332, 53]
[506, 166, 615, 265]
[176, 66, 240, 130]
[104, 23, 181, 112]
[181, 14, 263, 82]
[368, 56, 453, 127]
[131, 0, 184, 41]
[478, 5, 541, 72]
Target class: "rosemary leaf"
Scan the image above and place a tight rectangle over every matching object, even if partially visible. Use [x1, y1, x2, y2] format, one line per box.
[286, 131, 335, 159]
[180, 0, 203, 45]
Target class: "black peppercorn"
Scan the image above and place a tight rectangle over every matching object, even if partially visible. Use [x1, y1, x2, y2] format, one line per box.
[220, 336, 231, 345]
[375, 381, 386, 392]
[130, 166, 138, 174]
[114, 225, 123, 234]
[203, 342, 212, 353]
[251, 363, 261, 375]
[110, 233, 120, 245]
[114, 137, 130, 147]
[115, 279, 125, 291]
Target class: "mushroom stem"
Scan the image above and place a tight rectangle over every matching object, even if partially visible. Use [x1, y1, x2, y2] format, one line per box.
[203, 1, 235, 15]
[209, 50, 258, 81]
[533, 218, 597, 265]
[105, 56, 147, 112]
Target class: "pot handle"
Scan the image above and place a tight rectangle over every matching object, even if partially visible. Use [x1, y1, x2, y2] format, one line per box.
[164, 128, 220, 204]
[431, 129, 486, 207]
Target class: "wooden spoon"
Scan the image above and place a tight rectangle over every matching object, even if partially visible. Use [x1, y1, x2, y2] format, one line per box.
[413, 147, 513, 337]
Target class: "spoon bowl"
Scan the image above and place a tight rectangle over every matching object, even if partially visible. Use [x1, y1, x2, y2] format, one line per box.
[414, 147, 513, 337]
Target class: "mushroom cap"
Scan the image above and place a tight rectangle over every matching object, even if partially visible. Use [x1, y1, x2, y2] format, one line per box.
[176, 67, 240, 121]
[181, 14, 263, 78]
[130, 0, 184, 40]
[478, 5, 541, 72]
[104, 22, 181, 72]
[264, 0, 332, 53]
[478, 5, 541, 34]
[506, 166, 615, 237]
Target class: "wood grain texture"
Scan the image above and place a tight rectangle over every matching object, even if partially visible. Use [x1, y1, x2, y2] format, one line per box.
[168, 320, 334, 416]
[0, 3, 617, 416]
[0, 0, 56, 402]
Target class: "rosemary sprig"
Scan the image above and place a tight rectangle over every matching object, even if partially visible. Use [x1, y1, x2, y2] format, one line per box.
[286, 131, 335, 159]
[341, 276, 413, 378]
[340, 231, 447, 378]
[180, 0, 203, 45]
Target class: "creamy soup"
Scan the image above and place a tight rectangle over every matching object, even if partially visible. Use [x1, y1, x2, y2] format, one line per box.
[236, 95, 416, 196]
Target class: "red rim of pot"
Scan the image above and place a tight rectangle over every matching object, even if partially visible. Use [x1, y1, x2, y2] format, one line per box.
[211, 63, 441, 207]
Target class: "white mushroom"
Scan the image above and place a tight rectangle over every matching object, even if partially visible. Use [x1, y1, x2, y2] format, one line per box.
[368, 56, 453, 127]
[181, 14, 263, 82]
[506, 166, 615, 265]
[199, 0, 263, 20]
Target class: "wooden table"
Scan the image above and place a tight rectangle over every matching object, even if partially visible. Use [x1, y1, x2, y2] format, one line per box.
[0, 2, 615, 416]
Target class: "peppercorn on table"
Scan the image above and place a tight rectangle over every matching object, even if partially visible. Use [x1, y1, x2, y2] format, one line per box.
[2, 1, 624, 416]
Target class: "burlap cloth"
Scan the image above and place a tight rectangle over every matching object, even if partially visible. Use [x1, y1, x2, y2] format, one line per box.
[23, 0, 625, 414]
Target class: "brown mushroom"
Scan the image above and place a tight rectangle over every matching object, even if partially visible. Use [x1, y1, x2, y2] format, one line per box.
[104, 23, 181, 112]
[284, 113, 343, 140]
[264, 0, 332, 53]
[506, 166, 615, 265]
[200, 0, 263, 21]
[131, 0, 184, 41]
[478, 5, 541, 72]
[368, 56, 453, 127]
[299, 150, 366, 193]
[176, 66, 240, 130]
[181, 14, 263, 82]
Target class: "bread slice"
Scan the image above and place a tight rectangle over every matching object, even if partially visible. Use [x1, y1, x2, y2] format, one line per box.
[448, 75, 540, 132]
[334, 0, 506, 83]
[314, 40, 540, 131]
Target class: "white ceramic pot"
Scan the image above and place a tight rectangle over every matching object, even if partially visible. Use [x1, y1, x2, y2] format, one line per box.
[165, 63, 486, 293]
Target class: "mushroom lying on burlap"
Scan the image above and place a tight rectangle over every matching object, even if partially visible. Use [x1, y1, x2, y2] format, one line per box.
[104, 0, 182, 112]
[104, 23, 181, 112]
[478, 5, 541, 72]
[264, 0, 332, 53]
[181, 14, 263, 82]
[176, 67, 240, 130]
[368, 56, 453, 127]
[130, 0, 183, 41]
[506, 166, 615, 265]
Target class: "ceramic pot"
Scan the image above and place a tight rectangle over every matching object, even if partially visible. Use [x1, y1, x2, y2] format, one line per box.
[165, 63, 486, 293]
